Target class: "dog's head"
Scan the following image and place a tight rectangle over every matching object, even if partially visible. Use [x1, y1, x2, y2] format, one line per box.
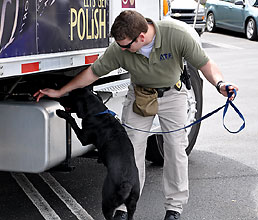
[59, 88, 107, 119]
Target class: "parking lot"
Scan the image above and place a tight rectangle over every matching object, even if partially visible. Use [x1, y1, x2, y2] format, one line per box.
[0, 30, 258, 220]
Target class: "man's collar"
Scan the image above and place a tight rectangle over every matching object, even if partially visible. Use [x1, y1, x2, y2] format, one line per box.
[146, 18, 161, 49]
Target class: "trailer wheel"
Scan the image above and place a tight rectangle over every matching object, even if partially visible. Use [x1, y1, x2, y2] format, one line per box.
[146, 63, 203, 165]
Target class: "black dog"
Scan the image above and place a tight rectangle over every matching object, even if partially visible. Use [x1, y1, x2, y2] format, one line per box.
[56, 88, 140, 220]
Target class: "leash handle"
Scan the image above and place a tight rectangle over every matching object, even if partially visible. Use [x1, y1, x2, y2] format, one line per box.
[222, 85, 245, 133]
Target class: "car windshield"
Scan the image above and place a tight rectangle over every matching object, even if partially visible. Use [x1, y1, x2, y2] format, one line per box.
[249, 0, 258, 6]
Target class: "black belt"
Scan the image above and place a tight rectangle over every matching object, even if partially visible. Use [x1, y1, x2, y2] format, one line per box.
[155, 80, 182, 98]
[155, 87, 171, 97]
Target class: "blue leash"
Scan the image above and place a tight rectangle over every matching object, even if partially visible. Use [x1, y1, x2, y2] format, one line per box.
[121, 85, 245, 134]
[222, 85, 245, 133]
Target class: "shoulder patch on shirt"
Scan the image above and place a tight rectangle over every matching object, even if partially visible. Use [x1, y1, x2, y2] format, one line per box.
[160, 53, 173, 61]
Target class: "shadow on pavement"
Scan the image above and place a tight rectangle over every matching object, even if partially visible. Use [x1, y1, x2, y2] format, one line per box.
[136, 150, 258, 220]
[52, 149, 258, 220]
[205, 28, 246, 40]
[186, 150, 257, 220]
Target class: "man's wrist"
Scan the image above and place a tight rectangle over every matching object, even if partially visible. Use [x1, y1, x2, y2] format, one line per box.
[59, 88, 69, 97]
[216, 80, 225, 93]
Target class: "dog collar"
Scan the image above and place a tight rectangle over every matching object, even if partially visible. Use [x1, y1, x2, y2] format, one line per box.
[96, 109, 117, 117]
[96, 109, 121, 122]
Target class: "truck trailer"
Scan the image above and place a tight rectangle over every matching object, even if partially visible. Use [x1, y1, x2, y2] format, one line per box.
[0, 0, 203, 172]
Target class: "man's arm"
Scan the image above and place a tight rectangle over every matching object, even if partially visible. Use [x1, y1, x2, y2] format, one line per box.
[199, 59, 238, 100]
[34, 66, 99, 102]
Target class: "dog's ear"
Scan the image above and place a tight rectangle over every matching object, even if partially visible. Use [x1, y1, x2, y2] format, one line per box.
[93, 91, 103, 102]
[81, 88, 103, 102]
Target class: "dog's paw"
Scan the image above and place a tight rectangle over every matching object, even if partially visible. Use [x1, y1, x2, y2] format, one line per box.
[56, 109, 69, 119]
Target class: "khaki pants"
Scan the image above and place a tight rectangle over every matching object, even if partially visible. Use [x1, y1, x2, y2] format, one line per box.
[120, 84, 189, 214]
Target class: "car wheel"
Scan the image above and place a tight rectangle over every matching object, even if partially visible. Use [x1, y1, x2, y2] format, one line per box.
[246, 18, 258, 40]
[146, 63, 203, 165]
[206, 12, 216, 32]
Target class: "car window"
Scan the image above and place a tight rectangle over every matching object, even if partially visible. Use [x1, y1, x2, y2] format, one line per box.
[233, 0, 243, 3]
[220, 0, 234, 3]
[249, 0, 258, 6]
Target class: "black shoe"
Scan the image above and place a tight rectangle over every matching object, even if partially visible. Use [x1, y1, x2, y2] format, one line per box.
[164, 210, 180, 220]
[114, 210, 128, 220]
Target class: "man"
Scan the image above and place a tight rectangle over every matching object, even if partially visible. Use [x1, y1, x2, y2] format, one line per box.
[34, 10, 238, 220]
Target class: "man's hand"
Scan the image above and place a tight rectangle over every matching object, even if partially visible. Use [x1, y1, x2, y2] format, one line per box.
[33, 66, 99, 102]
[218, 83, 238, 101]
[33, 88, 62, 102]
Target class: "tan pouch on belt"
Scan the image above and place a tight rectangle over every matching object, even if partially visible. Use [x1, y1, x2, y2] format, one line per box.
[133, 85, 158, 117]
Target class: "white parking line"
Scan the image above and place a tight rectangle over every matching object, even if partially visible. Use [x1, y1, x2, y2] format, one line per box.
[11, 173, 61, 220]
[39, 172, 94, 220]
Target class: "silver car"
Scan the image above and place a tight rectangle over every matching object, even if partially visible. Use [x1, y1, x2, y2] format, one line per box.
[165, 0, 206, 35]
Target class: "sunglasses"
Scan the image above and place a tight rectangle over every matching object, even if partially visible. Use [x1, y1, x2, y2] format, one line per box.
[117, 37, 137, 49]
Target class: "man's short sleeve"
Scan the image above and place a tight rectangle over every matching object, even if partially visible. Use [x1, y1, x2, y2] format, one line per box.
[91, 42, 121, 77]
[180, 31, 210, 69]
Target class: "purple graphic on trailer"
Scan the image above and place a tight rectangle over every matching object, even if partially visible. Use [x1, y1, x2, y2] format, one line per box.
[0, 0, 109, 58]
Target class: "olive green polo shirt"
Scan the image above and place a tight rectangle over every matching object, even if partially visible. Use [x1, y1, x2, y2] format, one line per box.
[91, 18, 209, 88]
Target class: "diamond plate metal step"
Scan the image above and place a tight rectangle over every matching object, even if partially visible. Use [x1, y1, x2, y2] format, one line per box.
[93, 79, 130, 97]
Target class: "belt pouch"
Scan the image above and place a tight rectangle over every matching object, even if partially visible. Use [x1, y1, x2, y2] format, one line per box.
[133, 85, 158, 117]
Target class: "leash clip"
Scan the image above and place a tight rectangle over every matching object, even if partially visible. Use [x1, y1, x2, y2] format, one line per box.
[96, 109, 121, 122]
